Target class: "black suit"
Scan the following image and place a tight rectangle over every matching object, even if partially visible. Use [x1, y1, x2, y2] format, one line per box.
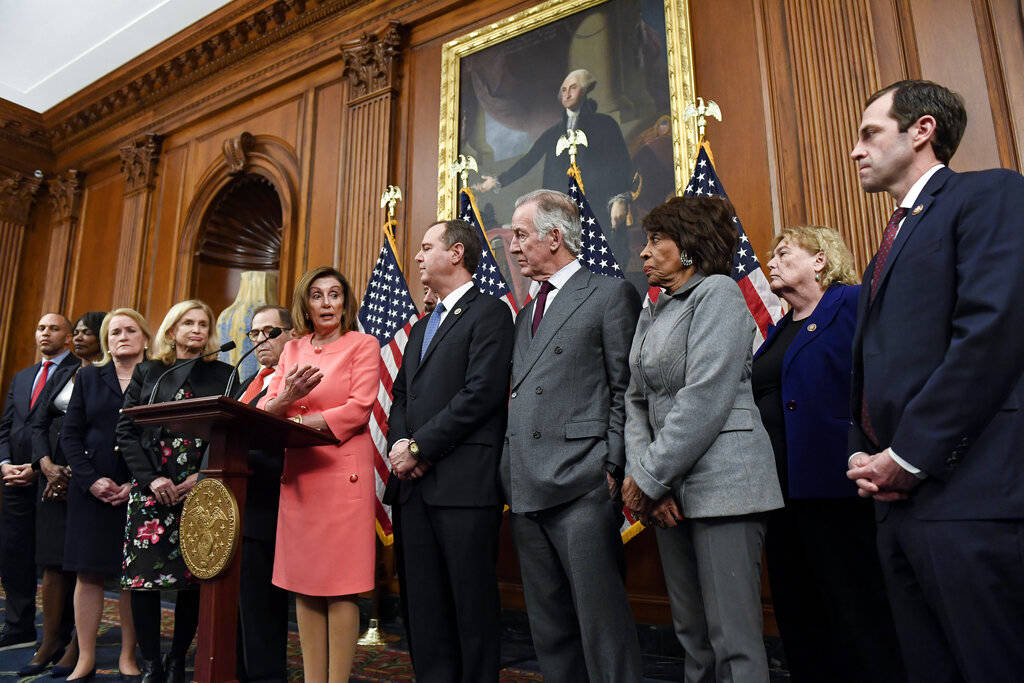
[387, 286, 514, 683]
[851, 167, 1024, 682]
[0, 352, 79, 639]
[60, 363, 132, 576]
[233, 372, 288, 683]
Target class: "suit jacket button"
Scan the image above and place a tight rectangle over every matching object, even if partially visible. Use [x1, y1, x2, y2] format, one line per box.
[511, 392, 517, 399]
[535, 386, 543, 394]
[785, 400, 797, 411]
[554, 346, 562, 354]
[350, 474, 358, 482]
[533, 431, 541, 439]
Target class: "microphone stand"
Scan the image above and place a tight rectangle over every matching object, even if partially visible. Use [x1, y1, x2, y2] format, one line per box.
[147, 341, 236, 405]
[223, 328, 282, 397]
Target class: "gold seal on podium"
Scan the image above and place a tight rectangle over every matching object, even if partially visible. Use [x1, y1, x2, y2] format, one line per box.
[180, 479, 240, 580]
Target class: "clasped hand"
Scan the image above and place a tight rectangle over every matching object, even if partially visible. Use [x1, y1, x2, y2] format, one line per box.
[846, 449, 919, 501]
[621, 476, 683, 528]
[40, 456, 70, 500]
[147, 473, 198, 505]
[388, 440, 430, 480]
[1, 462, 37, 487]
[89, 477, 131, 505]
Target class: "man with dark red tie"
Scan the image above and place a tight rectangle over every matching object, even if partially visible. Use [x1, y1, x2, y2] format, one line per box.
[235, 305, 295, 683]
[0, 313, 76, 650]
[847, 80, 1024, 682]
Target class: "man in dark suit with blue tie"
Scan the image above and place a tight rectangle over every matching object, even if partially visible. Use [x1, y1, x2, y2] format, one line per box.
[233, 305, 296, 683]
[387, 219, 514, 682]
[0, 313, 77, 650]
[846, 80, 1024, 682]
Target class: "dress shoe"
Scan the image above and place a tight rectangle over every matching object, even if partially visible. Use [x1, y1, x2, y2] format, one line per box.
[18, 646, 65, 675]
[119, 672, 143, 682]
[65, 667, 96, 682]
[162, 654, 187, 683]
[139, 657, 164, 683]
[50, 664, 75, 678]
[0, 627, 35, 651]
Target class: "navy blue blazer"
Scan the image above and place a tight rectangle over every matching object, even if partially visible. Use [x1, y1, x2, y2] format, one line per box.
[0, 353, 80, 466]
[755, 284, 860, 498]
[850, 167, 1024, 520]
[60, 363, 130, 494]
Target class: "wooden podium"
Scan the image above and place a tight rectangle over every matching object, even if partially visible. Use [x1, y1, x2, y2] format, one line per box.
[124, 395, 337, 683]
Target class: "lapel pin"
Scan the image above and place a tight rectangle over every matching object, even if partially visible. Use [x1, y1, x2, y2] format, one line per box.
[453, 308, 462, 315]
[806, 323, 817, 332]
[912, 205, 923, 215]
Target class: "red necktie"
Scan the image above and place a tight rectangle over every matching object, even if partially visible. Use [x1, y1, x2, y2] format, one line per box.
[869, 207, 908, 301]
[531, 281, 555, 335]
[240, 366, 274, 404]
[30, 360, 52, 409]
[860, 207, 909, 445]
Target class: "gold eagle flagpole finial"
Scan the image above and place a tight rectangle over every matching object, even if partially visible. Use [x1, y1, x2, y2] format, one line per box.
[556, 129, 589, 168]
[682, 97, 723, 141]
[380, 185, 403, 222]
[450, 155, 478, 190]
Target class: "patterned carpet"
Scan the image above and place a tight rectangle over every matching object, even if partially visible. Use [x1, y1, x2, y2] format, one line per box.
[0, 588, 544, 682]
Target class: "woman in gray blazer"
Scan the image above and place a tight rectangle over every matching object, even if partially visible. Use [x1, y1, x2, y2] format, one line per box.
[622, 196, 783, 683]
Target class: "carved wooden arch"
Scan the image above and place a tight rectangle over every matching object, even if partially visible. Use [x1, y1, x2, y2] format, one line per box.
[176, 133, 300, 302]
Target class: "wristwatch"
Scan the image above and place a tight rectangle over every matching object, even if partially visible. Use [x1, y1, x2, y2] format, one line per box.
[408, 439, 420, 457]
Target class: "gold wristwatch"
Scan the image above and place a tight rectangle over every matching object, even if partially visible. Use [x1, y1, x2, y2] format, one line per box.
[408, 439, 420, 457]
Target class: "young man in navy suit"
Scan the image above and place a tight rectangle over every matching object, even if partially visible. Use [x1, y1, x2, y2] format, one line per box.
[847, 80, 1024, 682]
[0, 313, 76, 650]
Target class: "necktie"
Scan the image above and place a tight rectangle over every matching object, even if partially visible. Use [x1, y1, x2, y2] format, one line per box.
[420, 302, 445, 360]
[860, 207, 909, 445]
[30, 360, 52, 409]
[240, 366, 274, 405]
[531, 281, 555, 335]
[869, 207, 908, 301]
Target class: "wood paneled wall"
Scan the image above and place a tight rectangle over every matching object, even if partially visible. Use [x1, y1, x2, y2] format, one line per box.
[1, 0, 1021, 622]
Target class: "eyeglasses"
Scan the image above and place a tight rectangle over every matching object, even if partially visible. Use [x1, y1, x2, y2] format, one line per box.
[246, 326, 291, 342]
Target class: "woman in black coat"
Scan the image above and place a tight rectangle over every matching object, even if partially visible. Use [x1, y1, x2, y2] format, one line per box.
[22, 311, 104, 678]
[116, 300, 235, 683]
[61, 309, 151, 681]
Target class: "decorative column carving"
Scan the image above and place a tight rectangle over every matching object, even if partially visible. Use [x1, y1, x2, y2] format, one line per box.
[222, 131, 255, 174]
[0, 172, 44, 373]
[338, 21, 402, 289]
[113, 133, 163, 308]
[42, 170, 85, 314]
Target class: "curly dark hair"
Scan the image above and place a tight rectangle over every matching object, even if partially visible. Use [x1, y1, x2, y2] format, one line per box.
[641, 196, 738, 276]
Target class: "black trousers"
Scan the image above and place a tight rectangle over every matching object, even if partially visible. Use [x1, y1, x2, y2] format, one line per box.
[765, 498, 906, 683]
[237, 535, 289, 683]
[0, 485, 37, 639]
[397, 486, 502, 683]
[876, 506, 1024, 683]
[130, 589, 200, 662]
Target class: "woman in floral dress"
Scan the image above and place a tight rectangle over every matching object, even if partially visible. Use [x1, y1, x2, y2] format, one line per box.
[116, 300, 234, 683]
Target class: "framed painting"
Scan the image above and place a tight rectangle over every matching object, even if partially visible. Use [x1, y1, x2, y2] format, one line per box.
[438, 0, 698, 298]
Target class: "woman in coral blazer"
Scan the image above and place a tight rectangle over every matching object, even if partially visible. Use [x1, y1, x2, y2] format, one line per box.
[260, 265, 380, 683]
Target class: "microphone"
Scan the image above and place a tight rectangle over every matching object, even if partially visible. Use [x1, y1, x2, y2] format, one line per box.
[223, 327, 283, 397]
[147, 341, 236, 405]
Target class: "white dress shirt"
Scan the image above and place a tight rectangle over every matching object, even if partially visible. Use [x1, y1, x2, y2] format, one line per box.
[435, 280, 475, 325]
[529, 258, 582, 313]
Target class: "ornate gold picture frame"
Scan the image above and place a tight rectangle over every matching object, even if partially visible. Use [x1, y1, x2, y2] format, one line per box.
[437, 0, 697, 225]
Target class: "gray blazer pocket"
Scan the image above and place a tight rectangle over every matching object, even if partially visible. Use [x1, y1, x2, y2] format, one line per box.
[720, 408, 754, 432]
[565, 420, 606, 439]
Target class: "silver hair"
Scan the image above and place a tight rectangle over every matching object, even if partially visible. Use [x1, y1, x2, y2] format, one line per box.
[515, 189, 582, 255]
[562, 69, 597, 96]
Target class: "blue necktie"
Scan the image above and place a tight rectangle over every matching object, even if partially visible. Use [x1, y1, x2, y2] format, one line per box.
[420, 302, 445, 360]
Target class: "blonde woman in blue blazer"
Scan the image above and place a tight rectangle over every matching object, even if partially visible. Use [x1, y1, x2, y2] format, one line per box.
[752, 225, 904, 683]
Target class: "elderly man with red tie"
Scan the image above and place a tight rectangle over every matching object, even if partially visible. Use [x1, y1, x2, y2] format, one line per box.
[0, 313, 78, 650]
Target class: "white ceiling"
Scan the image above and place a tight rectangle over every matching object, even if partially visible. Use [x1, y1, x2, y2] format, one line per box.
[0, 0, 233, 113]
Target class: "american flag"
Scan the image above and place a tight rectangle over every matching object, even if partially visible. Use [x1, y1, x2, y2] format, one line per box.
[458, 187, 519, 314]
[680, 144, 782, 347]
[568, 168, 623, 277]
[568, 166, 644, 543]
[356, 227, 420, 545]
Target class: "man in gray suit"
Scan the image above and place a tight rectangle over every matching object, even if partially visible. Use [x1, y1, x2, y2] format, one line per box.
[503, 189, 643, 682]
